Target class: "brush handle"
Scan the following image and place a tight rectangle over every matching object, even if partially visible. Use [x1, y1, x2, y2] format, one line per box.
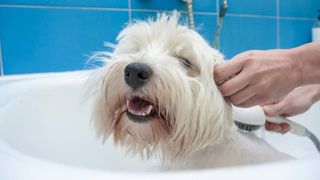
[266, 116, 307, 136]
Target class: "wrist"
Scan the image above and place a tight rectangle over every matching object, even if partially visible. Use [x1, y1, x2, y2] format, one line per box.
[288, 43, 320, 86]
[286, 48, 304, 87]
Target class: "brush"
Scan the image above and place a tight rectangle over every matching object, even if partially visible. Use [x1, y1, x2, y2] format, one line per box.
[233, 106, 265, 132]
[232, 105, 320, 152]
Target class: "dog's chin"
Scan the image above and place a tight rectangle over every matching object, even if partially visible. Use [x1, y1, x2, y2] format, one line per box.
[125, 96, 161, 123]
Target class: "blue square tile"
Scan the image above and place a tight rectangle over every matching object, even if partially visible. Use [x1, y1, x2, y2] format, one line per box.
[131, 0, 216, 13]
[225, 0, 276, 16]
[219, 16, 277, 59]
[0, 0, 128, 8]
[132, 11, 216, 44]
[279, 19, 313, 49]
[131, 11, 189, 26]
[280, 0, 320, 18]
[194, 14, 217, 43]
[0, 7, 128, 74]
[131, 11, 158, 22]
[131, 0, 185, 11]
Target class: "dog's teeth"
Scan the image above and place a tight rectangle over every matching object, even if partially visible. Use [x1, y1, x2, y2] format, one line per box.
[127, 99, 154, 117]
[146, 105, 153, 114]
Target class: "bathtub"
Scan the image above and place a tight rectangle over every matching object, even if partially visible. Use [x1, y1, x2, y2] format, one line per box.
[0, 70, 319, 180]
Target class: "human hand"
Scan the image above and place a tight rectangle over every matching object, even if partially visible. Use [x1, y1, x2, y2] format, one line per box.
[263, 85, 320, 133]
[214, 49, 301, 107]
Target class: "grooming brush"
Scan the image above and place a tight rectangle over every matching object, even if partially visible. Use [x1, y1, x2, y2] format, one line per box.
[233, 106, 265, 132]
[233, 106, 320, 152]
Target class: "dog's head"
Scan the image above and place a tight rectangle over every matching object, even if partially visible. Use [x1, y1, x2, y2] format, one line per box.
[91, 12, 232, 164]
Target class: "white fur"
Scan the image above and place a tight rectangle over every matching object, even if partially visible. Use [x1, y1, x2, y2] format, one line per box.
[89, 12, 291, 169]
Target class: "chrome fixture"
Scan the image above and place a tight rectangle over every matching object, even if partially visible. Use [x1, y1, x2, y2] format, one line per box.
[181, 0, 195, 30]
[212, 0, 228, 48]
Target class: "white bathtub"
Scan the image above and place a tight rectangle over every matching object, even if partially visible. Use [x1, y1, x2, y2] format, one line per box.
[0, 70, 319, 180]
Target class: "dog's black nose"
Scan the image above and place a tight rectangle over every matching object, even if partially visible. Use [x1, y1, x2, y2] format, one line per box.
[124, 63, 153, 89]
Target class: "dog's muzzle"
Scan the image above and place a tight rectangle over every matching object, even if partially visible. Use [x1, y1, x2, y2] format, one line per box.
[124, 63, 153, 89]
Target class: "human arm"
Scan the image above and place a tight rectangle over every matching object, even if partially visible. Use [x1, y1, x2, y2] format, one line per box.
[214, 42, 320, 108]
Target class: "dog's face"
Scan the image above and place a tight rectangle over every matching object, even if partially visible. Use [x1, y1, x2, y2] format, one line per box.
[92, 13, 232, 164]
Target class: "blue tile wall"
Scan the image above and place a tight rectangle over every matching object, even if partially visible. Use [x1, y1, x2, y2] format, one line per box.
[0, 0, 319, 74]
[131, 0, 216, 13]
[131, 11, 217, 44]
[226, 0, 277, 16]
[193, 14, 217, 43]
[220, 16, 277, 58]
[0, 7, 128, 74]
[0, 0, 128, 8]
[279, 19, 314, 49]
[280, 0, 320, 18]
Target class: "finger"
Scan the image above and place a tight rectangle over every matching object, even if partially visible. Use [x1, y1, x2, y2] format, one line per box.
[264, 99, 281, 106]
[238, 93, 274, 108]
[218, 73, 250, 97]
[230, 50, 258, 60]
[237, 94, 262, 108]
[262, 101, 286, 117]
[214, 58, 245, 84]
[265, 122, 290, 133]
[227, 84, 256, 105]
[280, 123, 291, 134]
[265, 122, 282, 132]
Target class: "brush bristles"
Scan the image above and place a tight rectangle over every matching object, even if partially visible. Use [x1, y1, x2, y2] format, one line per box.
[234, 121, 261, 132]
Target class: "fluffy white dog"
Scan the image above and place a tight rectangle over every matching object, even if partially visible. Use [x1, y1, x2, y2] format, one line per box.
[91, 12, 290, 169]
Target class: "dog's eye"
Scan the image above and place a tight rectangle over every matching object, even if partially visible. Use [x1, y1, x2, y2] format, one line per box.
[177, 57, 192, 68]
[175, 56, 199, 77]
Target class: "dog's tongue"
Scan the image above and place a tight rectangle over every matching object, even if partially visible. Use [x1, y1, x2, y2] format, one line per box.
[127, 97, 153, 116]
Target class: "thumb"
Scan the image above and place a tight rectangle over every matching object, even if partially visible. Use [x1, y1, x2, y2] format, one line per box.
[262, 102, 285, 117]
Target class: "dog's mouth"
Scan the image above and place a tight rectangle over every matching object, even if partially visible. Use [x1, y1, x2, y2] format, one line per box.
[126, 96, 157, 123]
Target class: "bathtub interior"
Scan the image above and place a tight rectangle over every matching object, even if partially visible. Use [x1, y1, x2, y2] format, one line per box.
[0, 71, 319, 173]
[0, 74, 160, 172]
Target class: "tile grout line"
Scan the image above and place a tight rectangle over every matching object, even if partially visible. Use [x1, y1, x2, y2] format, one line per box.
[0, 4, 129, 11]
[130, 9, 217, 16]
[0, 39, 3, 76]
[276, 0, 280, 48]
[226, 13, 315, 21]
[279, 16, 316, 21]
[226, 13, 276, 19]
[128, 0, 132, 23]
[0, 4, 220, 15]
[0, 4, 316, 21]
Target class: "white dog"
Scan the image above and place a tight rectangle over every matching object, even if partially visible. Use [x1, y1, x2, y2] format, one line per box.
[90, 12, 291, 169]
